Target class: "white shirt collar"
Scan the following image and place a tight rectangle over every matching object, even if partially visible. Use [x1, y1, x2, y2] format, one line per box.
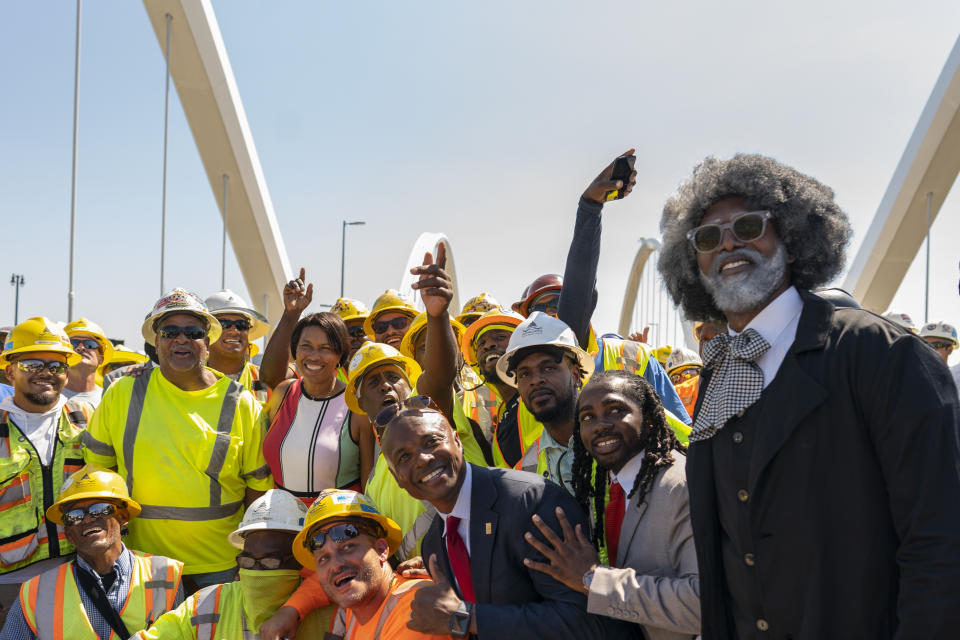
[0, 393, 67, 419]
[613, 451, 644, 489]
[729, 286, 802, 346]
[439, 462, 472, 525]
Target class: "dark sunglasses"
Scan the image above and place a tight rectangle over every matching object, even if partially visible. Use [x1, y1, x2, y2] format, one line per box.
[70, 338, 101, 351]
[307, 522, 385, 552]
[373, 394, 442, 432]
[686, 211, 772, 253]
[235, 552, 294, 570]
[348, 325, 368, 339]
[372, 317, 411, 335]
[218, 318, 251, 331]
[63, 502, 117, 527]
[669, 367, 701, 385]
[157, 325, 208, 340]
[16, 359, 69, 375]
[529, 299, 559, 315]
[927, 341, 954, 350]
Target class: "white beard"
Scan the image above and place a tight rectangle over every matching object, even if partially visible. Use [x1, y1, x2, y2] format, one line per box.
[699, 244, 788, 314]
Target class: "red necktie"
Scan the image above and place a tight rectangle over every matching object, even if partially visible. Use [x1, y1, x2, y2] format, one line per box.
[445, 516, 476, 602]
[605, 480, 626, 567]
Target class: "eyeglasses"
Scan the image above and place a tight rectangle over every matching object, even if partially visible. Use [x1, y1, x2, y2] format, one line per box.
[63, 502, 117, 526]
[235, 552, 295, 570]
[218, 318, 251, 331]
[669, 367, 701, 385]
[373, 394, 442, 433]
[70, 338, 101, 351]
[927, 341, 954, 350]
[15, 359, 69, 375]
[529, 296, 559, 316]
[686, 211, 772, 253]
[348, 325, 368, 339]
[157, 325, 208, 340]
[307, 522, 385, 553]
[372, 317, 410, 335]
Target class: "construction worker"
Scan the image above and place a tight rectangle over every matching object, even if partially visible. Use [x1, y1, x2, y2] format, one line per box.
[364, 289, 418, 350]
[2, 465, 184, 640]
[292, 490, 451, 640]
[0, 327, 11, 387]
[0, 318, 92, 625]
[919, 321, 958, 365]
[98, 344, 150, 378]
[665, 346, 702, 418]
[460, 309, 545, 468]
[133, 490, 329, 640]
[331, 297, 371, 360]
[63, 318, 114, 408]
[455, 293, 501, 328]
[101, 343, 158, 392]
[204, 289, 272, 402]
[83, 289, 273, 592]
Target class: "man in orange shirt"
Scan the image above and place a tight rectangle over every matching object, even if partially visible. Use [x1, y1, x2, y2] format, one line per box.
[286, 490, 452, 640]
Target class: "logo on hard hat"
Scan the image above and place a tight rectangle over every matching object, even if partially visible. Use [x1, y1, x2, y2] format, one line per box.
[348, 350, 366, 373]
[520, 322, 543, 337]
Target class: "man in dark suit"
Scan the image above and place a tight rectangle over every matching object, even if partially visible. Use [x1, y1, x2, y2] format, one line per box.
[379, 405, 637, 639]
[655, 153, 960, 639]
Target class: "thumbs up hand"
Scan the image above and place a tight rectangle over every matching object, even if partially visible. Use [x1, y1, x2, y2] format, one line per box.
[407, 554, 473, 634]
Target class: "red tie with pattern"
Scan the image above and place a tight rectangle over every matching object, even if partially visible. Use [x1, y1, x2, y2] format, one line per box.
[605, 480, 626, 567]
[445, 516, 476, 602]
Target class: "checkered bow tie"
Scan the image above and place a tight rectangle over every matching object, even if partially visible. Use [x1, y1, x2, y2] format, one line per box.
[690, 329, 771, 442]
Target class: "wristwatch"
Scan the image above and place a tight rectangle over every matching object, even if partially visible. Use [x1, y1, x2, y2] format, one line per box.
[582, 568, 596, 591]
[449, 600, 473, 638]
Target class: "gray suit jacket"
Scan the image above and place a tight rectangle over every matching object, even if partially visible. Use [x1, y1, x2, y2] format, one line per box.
[587, 455, 700, 639]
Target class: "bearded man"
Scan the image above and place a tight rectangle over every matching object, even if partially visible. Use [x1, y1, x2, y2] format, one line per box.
[657, 154, 960, 639]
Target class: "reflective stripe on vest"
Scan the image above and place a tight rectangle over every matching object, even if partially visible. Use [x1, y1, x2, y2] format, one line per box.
[123, 368, 243, 521]
[599, 338, 650, 376]
[23, 551, 182, 639]
[192, 584, 257, 640]
[397, 502, 437, 561]
[338, 579, 422, 640]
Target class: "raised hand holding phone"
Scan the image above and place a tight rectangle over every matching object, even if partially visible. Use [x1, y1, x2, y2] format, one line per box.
[582, 148, 638, 204]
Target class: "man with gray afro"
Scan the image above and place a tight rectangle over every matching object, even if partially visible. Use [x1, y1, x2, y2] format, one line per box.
[656, 153, 960, 639]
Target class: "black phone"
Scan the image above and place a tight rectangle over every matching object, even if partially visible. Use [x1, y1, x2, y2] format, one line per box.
[605, 155, 637, 201]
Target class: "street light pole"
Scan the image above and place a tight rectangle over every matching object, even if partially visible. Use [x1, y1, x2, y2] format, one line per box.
[10, 274, 25, 325]
[340, 220, 366, 298]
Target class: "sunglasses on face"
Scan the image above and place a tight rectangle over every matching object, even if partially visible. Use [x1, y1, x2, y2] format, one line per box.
[373, 394, 442, 432]
[669, 367, 701, 385]
[63, 502, 117, 527]
[218, 318, 251, 331]
[927, 341, 954, 350]
[307, 522, 385, 553]
[372, 317, 411, 335]
[157, 325, 208, 340]
[70, 338, 101, 351]
[686, 210, 772, 253]
[529, 299, 559, 316]
[16, 359, 68, 375]
[348, 325, 367, 339]
[235, 552, 295, 570]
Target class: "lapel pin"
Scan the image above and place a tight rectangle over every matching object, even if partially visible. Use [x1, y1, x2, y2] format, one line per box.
[485, 522, 492, 535]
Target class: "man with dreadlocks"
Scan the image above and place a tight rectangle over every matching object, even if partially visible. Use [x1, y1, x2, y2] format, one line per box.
[657, 153, 960, 639]
[523, 370, 700, 639]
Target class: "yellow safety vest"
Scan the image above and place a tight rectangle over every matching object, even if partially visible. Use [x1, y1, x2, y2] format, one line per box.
[459, 368, 500, 443]
[20, 550, 183, 639]
[490, 395, 544, 470]
[0, 403, 88, 573]
[236, 362, 269, 404]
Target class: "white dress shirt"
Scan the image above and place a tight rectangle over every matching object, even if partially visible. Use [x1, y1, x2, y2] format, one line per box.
[728, 286, 803, 389]
[439, 462, 473, 556]
[612, 450, 645, 495]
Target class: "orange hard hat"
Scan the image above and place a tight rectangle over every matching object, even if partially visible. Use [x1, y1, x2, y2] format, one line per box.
[512, 274, 563, 316]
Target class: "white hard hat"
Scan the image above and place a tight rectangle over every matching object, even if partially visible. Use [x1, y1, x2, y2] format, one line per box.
[141, 288, 222, 346]
[919, 321, 959, 346]
[204, 289, 271, 341]
[228, 489, 307, 549]
[882, 311, 917, 333]
[665, 346, 702, 374]
[495, 311, 594, 388]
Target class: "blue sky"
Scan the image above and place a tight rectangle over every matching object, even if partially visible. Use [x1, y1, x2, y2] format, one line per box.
[2, 2, 959, 363]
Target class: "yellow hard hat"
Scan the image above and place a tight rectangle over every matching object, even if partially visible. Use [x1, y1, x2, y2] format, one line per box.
[97, 343, 149, 375]
[399, 312, 466, 361]
[362, 290, 417, 338]
[331, 298, 370, 324]
[0, 317, 81, 368]
[64, 318, 115, 365]
[455, 293, 502, 325]
[141, 288, 222, 346]
[651, 345, 673, 367]
[460, 309, 524, 367]
[344, 342, 421, 415]
[292, 490, 402, 567]
[46, 464, 142, 525]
